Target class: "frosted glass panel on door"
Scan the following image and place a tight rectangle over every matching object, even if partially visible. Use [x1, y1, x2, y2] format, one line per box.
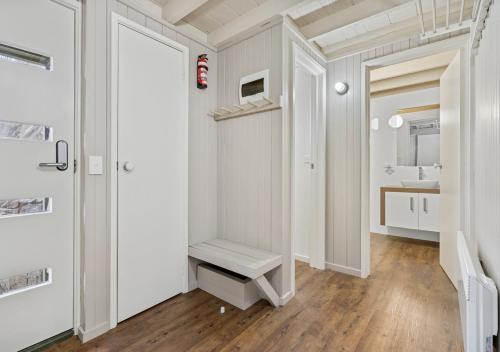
[0, 197, 52, 218]
[0, 268, 52, 299]
[0, 43, 52, 70]
[0, 120, 53, 142]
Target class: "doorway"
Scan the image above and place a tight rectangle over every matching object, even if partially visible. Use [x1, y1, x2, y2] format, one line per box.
[0, 0, 81, 351]
[291, 44, 326, 272]
[110, 14, 189, 325]
[360, 36, 470, 286]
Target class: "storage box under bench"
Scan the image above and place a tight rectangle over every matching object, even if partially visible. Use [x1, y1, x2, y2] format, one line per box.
[197, 263, 261, 310]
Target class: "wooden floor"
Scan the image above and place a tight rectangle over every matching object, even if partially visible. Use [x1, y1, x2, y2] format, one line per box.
[48, 234, 462, 352]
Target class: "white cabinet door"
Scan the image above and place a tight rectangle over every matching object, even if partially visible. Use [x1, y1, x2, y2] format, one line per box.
[419, 194, 440, 232]
[386, 192, 419, 230]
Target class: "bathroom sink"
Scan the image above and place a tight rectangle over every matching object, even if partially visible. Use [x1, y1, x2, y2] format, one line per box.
[400, 180, 439, 189]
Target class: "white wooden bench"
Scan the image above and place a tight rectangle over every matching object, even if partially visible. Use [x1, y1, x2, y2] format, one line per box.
[188, 238, 282, 307]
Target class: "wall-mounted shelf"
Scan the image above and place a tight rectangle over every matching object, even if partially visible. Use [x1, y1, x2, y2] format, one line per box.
[209, 97, 282, 122]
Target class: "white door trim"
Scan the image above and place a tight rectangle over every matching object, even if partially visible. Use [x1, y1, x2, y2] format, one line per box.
[109, 13, 189, 329]
[291, 43, 326, 284]
[360, 34, 471, 278]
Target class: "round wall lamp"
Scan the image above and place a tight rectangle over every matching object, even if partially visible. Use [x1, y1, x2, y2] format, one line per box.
[388, 114, 404, 129]
[334, 82, 349, 95]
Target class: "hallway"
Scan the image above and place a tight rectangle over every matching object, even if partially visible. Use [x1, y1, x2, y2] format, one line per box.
[48, 234, 461, 352]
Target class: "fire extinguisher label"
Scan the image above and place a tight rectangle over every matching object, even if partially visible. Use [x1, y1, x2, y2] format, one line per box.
[197, 54, 208, 89]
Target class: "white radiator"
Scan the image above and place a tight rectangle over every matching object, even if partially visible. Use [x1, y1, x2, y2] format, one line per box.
[457, 231, 498, 352]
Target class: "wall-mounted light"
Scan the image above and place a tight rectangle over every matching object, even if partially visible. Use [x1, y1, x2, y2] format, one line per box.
[388, 114, 403, 129]
[334, 82, 349, 95]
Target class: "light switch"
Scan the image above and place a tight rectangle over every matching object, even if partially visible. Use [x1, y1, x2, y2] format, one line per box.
[88, 155, 103, 175]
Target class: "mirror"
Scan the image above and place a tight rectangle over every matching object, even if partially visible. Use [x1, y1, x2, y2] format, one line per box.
[396, 113, 440, 166]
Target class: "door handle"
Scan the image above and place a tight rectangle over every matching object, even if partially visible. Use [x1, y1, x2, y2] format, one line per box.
[410, 197, 414, 212]
[423, 198, 428, 213]
[39, 140, 68, 171]
[123, 161, 135, 172]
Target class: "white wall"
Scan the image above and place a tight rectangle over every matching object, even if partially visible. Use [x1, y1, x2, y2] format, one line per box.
[370, 88, 441, 242]
[473, 0, 500, 339]
[82, 0, 217, 339]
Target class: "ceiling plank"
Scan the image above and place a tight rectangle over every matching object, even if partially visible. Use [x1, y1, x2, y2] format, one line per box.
[162, 0, 209, 24]
[207, 0, 312, 47]
[370, 51, 456, 81]
[323, 5, 472, 60]
[370, 67, 447, 93]
[300, 0, 414, 41]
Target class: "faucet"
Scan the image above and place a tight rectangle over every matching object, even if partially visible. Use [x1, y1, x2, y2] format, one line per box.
[418, 166, 424, 180]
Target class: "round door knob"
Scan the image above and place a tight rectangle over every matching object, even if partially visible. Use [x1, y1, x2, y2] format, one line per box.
[123, 161, 135, 172]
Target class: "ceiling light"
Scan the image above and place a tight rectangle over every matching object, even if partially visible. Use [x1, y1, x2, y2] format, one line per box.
[388, 114, 404, 129]
[334, 82, 349, 95]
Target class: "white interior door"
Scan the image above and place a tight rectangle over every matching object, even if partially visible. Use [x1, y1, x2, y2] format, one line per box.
[0, 1, 76, 351]
[294, 63, 314, 262]
[293, 46, 326, 270]
[115, 17, 188, 322]
[439, 51, 461, 288]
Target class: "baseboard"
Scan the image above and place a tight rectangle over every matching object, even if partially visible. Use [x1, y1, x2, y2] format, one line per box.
[188, 280, 198, 292]
[279, 290, 294, 305]
[78, 321, 109, 343]
[294, 254, 310, 263]
[325, 262, 362, 277]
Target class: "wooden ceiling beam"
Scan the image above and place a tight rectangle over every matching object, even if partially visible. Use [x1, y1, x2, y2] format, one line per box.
[207, 0, 313, 48]
[161, 0, 209, 25]
[300, 0, 414, 41]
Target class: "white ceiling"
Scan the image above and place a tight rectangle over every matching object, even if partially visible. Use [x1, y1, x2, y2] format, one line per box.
[155, 0, 476, 58]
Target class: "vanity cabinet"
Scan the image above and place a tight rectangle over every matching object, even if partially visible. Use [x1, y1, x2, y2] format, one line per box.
[381, 187, 440, 232]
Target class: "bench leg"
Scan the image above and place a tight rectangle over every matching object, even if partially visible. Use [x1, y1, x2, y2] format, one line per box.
[253, 275, 280, 307]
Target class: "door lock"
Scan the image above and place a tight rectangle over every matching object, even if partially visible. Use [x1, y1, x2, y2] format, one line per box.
[39, 140, 68, 171]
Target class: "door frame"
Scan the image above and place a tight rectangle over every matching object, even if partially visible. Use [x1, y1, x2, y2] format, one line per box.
[291, 43, 327, 276]
[109, 13, 189, 329]
[47, 0, 82, 336]
[360, 34, 471, 278]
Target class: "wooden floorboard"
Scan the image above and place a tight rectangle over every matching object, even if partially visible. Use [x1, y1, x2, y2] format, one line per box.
[48, 234, 462, 352]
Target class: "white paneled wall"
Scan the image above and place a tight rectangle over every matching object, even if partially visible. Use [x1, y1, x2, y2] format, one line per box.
[326, 34, 457, 274]
[216, 25, 282, 252]
[216, 24, 283, 294]
[82, 0, 217, 339]
[473, 0, 500, 315]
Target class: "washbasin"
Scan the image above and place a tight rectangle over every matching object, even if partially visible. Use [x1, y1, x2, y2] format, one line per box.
[401, 180, 439, 189]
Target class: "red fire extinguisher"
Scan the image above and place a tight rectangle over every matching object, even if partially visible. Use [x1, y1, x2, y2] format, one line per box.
[197, 54, 208, 89]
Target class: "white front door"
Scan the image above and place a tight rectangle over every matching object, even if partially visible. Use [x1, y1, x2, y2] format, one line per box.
[0, 1, 77, 351]
[113, 17, 188, 322]
[439, 51, 461, 288]
[292, 47, 326, 271]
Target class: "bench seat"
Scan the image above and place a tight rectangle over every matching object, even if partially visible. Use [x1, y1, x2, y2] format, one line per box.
[189, 238, 282, 307]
